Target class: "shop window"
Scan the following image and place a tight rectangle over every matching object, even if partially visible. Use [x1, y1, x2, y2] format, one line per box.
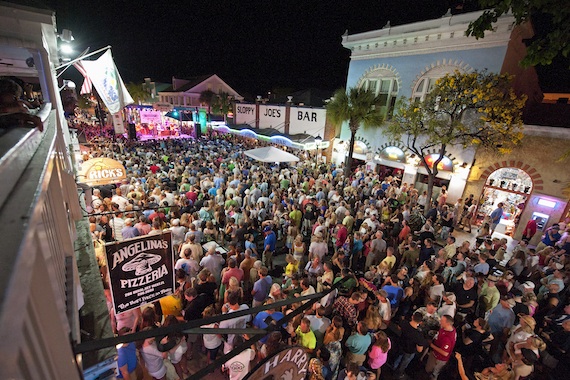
[412, 64, 466, 102]
[475, 167, 533, 234]
[486, 167, 533, 194]
[359, 68, 400, 119]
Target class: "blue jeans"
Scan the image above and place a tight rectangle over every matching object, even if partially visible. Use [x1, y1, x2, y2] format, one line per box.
[393, 352, 416, 375]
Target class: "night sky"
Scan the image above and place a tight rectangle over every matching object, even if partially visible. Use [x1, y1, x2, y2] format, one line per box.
[31, 0, 569, 97]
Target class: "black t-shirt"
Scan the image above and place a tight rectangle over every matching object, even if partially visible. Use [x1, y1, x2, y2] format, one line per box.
[194, 282, 217, 306]
[454, 283, 478, 311]
[512, 302, 530, 324]
[419, 246, 435, 265]
[101, 223, 114, 242]
[457, 329, 487, 357]
[235, 227, 247, 245]
[486, 258, 498, 271]
[183, 294, 208, 321]
[400, 321, 427, 354]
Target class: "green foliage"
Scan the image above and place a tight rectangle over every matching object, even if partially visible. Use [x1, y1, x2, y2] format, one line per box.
[389, 70, 526, 156]
[326, 87, 385, 133]
[387, 70, 526, 207]
[211, 92, 234, 118]
[466, 0, 570, 67]
[76, 95, 93, 110]
[125, 82, 149, 104]
[326, 87, 385, 177]
[199, 90, 216, 106]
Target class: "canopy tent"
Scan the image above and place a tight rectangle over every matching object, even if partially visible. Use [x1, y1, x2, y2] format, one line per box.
[243, 146, 299, 163]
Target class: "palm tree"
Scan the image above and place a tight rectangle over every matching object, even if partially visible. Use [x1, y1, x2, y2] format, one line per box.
[212, 91, 234, 122]
[199, 89, 216, 124]
[125, 82, 148, 105]
[326, 87, 385, 178]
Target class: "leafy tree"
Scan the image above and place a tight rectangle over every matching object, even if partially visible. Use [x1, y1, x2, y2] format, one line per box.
[125, 82, 148, 104]
[76, 94, 93, 110]
[466, 0, 570, 67]
[386, 70, 526, 211]
[211, 91, 234, 122]
[326, 87, 385, 178]
[199, 89, 216, 124]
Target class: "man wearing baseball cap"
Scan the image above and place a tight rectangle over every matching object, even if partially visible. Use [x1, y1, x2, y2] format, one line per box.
[478, 274, 500, 317]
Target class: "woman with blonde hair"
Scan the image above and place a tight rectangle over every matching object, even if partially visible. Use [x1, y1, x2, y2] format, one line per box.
[292, 234, 306, 268]
[203, 220, 217, 243]
[223, 277, 243, 306]
[507, 315, 538, 359]
[363, 305, 383, 333]
[308, 358, 325, 380]
[522, 292, 538, 317]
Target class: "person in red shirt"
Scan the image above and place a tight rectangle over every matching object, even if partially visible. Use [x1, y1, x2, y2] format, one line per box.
[149, 162, 160, 174]
[336, 223, 348, 253]
[426, 314, 456, 379]
[185, 188, 198, 204]
[221, 258, 244, 286]
[523, 219, 538, 241]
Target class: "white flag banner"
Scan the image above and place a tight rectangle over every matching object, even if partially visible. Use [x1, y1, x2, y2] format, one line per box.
[80, 49, 134, 114]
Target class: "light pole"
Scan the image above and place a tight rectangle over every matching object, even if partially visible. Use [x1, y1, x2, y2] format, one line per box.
[315, 134, 322, 166]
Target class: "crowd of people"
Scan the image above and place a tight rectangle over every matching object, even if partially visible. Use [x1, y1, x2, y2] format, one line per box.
[84, 134, 569, 380]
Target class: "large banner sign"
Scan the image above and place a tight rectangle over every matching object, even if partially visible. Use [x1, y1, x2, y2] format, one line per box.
[244, 347, 308, 380]
[140, 109, 163, 124]
[235, 103, 256, 125]
[78, 157, 127, 186]
[259, 104, 286, 129]
[105, 232, 175, 314]
[289, 106, 326, 136]
[80, 49, 134, 114]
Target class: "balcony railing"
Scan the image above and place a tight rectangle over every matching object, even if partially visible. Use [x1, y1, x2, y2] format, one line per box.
[0, 109, 83, 379]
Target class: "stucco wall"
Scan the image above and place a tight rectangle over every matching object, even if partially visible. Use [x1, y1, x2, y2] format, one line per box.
[464, 132, 570, 242]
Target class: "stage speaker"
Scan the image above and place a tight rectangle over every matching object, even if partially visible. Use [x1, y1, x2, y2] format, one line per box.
[195, 123, 201, 139]
[128, 123, 137, 140]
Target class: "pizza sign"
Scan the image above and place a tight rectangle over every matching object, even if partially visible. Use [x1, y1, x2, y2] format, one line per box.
[105, 233, 175, 314]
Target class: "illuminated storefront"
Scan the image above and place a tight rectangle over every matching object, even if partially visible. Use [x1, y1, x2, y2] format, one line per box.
[476, 167, 533, 235]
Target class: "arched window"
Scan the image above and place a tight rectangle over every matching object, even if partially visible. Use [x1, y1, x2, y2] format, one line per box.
[412, 64, 468, 102]
[359, 68, 399, 119]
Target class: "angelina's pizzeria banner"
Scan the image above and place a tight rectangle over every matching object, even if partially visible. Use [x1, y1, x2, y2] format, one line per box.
[105, 232, 174, 314]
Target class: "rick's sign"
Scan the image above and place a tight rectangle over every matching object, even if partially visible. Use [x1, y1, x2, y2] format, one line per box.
[78, 157, 127, 186]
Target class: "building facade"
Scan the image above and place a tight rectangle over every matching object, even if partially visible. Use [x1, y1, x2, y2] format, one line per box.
[158, 74, 243, 107]
[335, 10, 569, 238]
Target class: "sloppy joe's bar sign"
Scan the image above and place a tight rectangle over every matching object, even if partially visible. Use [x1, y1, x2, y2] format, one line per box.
[105, 232, 175, 314]
[235, 104, 256, 125]
[245, 347, 308, 380]
[78, 157, 127, 186]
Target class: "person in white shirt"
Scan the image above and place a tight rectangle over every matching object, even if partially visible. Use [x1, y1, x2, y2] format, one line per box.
[438, 292, 457, 318]
[224, 334, 255, 380]
[111, 188, 129, 211]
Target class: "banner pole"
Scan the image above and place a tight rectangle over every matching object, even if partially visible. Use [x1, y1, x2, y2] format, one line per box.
[55, 45, 112, 71]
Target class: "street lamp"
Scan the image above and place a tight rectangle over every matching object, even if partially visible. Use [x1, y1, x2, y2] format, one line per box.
[315, 135, 322, 165]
